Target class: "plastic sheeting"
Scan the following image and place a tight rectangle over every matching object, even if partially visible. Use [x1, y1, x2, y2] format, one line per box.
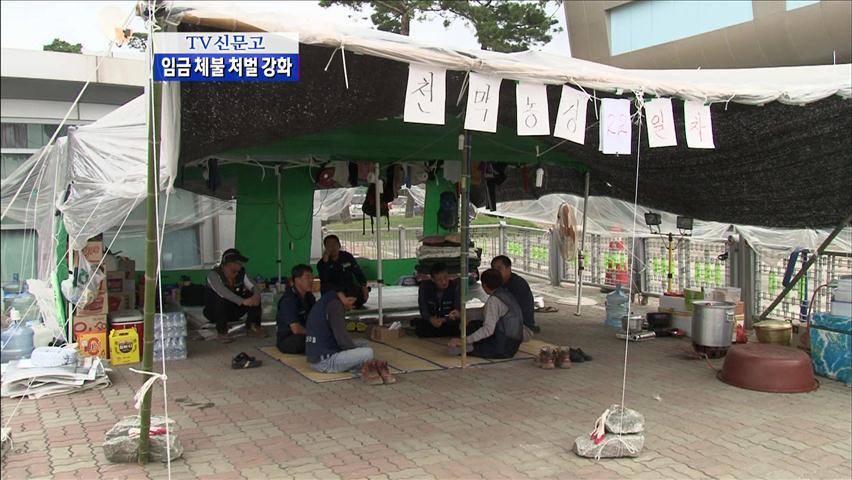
[1, 140, 67, 280]
[479, 193, 852, 259]
[171, 3, 851, 106]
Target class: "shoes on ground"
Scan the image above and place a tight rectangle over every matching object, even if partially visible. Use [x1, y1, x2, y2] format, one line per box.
[537, 346, 555, 369]
[554, 347, 572, 369]
[217, 333, 234, 344]
[569, 347, 592, 363]
[529, 324, 542, 334]
[232, 352, 262, 369]
[361, 360, 384, 386]
[247, 325, 268, 338]
[375, 360, 397, 384]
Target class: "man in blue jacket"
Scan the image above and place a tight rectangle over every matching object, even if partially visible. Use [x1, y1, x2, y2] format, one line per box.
[276, 264, 316, 354]
[305, 284, 374, 373]
[415, 263, 461, 337]
[316, 235, 370, 308]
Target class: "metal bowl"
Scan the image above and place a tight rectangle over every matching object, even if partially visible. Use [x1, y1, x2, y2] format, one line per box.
[753, 320, 792, 346]
[621, 314, 644, 331]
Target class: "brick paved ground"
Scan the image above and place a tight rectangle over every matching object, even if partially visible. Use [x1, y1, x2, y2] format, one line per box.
[2, 285, 851, 480]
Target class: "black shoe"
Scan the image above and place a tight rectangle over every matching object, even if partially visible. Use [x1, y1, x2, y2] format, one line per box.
[571, 347, 593, 361]
[231, 352, 262, 369]
[568, 348, 585, 363]
[528, 324, 541, 334]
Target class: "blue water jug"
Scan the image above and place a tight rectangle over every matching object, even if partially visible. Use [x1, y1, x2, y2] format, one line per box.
[605, 284, 629, 328]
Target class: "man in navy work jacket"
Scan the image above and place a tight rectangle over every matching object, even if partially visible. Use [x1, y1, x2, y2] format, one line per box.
[415, 263, 461, 338]
[305, 284, 374, 373]
[448, 268, 525, 359]
[204, 248, 265, 343]
[491, 255, 540, 333]
[316, 235, 370, 308]
[275, 264, 316, 354]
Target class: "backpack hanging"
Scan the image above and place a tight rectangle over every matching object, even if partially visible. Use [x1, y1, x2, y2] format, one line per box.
[362, 183, 390, 234]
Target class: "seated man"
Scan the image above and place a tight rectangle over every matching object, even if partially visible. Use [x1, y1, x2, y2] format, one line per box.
[491, 255, 540, 333]
[316, 235, 370, 308]
[275, 264, 316, 354]
[204, 248, 265, 343]
[415, 263, 461, 338]
[305, 284, 374, 373]
[448, 269, 524, 359]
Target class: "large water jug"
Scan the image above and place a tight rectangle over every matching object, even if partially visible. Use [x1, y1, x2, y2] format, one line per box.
[605, 284, 629, 328]
[1, 323, 35, 363]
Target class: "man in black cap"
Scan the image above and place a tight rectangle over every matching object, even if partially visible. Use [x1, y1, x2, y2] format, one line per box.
[204, 248, 265, 343]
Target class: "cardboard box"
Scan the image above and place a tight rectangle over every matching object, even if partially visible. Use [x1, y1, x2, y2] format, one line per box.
[110, 328, 140, 365]
[78, 332, 108, 358]
[660, 294, 686, 312]
[106, 274, 125, 293]
[371, 325, 404, 342]
[108, 292, 136, 312]
[82, 240, 104, 264]
[734, 301, 744, 316]
[710, 287, 741, 303]
[117, 256, 136, 273]
[76, 290, 108, 317]
[73, 314, 108, 338]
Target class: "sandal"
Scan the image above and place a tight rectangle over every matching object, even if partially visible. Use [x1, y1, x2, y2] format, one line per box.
[375, 360, 397, 384]
[231, 352, 262, 369]
[361, 360, 384, 385]
[535, 306, 559, 313]
[356, 321, 368, 333]
[346, 321, 357, 332]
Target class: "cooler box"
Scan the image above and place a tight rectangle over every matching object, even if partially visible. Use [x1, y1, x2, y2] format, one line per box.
[810, 313, 851, 385]
[109, 309, 144, 355]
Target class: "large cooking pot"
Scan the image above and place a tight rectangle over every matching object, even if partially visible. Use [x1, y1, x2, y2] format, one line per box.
[691, 300, 735, 348]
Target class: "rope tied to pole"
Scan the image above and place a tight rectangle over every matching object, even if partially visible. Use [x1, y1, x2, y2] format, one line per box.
[129, 368, 169, 410]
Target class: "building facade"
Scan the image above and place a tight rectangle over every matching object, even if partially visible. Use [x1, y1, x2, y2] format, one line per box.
[1, 48, 233, 284]
[564, 0, 851, 69]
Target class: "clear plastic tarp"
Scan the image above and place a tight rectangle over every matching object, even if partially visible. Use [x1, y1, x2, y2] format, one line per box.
[479, 193, 852, 260]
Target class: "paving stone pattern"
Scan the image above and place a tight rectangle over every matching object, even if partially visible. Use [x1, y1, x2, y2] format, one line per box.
[2, 286, 850, 479]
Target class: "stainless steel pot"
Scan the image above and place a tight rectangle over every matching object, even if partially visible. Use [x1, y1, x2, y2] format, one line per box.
[621, 314, 644, 331]
[691, 300, 735, 348]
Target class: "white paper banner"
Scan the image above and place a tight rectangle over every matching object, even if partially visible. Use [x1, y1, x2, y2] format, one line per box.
[600, 98, 632, 155]
[684, 101, 715, 149]
[403, 64, 446, 125]
[464, 73, 502, 133]
[516, 82, 550, 136]
[643, 98, 677, 148]
[554, 86, 589, 144]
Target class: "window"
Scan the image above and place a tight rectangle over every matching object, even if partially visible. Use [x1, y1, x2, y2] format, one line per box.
[1, 153, 30, 179]
[106, 226, 202, 270]
[1, 123, 69, 149]
[786, 0, 819, 10]
[0, 229, 38, 283]
[609, 0, 754, 55]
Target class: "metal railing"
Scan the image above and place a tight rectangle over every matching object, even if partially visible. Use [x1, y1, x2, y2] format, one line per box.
[325, 222, 849, 322]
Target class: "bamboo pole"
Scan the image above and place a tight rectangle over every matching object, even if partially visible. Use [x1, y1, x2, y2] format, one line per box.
[138, 17, 162, 464]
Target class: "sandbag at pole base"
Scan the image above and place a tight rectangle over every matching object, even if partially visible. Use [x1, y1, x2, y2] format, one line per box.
[574, 404, 646, 459]
[103, 416, 183, 463]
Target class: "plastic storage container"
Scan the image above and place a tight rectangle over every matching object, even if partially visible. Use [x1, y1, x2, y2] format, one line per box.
[605, 284, 629, 328]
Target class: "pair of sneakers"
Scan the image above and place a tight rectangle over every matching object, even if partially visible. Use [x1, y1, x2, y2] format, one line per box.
[537, 346, 593, 369]
[361, 360, 396, 385]
[231, 352, 262, 369]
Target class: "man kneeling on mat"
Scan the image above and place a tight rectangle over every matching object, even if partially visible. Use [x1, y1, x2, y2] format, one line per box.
[415, 263, 461, 338]
[305, 284, 395, 384]
[448, 268, 525, 359]
[275, 264, 316, 354]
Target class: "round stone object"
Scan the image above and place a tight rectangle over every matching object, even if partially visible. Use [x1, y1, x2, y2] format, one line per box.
[718, 343, 818, 393]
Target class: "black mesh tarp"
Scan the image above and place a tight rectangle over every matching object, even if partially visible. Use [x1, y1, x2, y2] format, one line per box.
[178, 35, 851, 228]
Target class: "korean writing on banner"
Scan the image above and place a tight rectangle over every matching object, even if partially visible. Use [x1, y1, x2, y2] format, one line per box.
[403, 64, 447, 125]
[600, 98, 632, 155]
[153, 32, 300, 82]
[554, 86, 589, 144]
[684, 101, 715, 149]
[464, 73, 503, 133]
[643, 98, 677, 147]
[516, 82, 550, 136]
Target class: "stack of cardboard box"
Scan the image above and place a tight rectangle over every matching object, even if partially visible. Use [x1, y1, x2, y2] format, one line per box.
[75, 238, 109, 358]
[106, 256, 136, 313]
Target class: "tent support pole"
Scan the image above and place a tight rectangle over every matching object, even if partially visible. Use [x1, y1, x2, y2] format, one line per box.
[138, 28, 163, 466]
[758, 213, 852, 320]
[460, 131, 472, 368]
[375, 162, 383, 326]
[276, 166, 282, 288]
[575, 171, 590, 316]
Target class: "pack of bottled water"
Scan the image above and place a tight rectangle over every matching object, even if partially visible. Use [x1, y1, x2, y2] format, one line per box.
[152, 311, 187, 361]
